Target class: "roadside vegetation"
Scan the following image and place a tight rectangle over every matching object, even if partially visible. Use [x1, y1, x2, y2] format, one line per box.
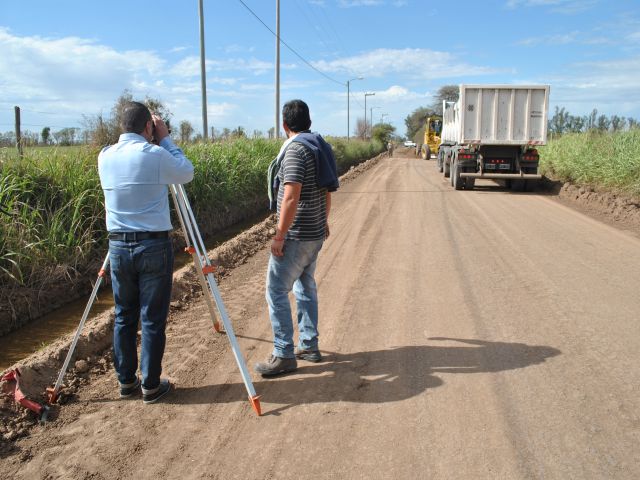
[539, 128, 640, 198]
[0, 136, 384, 331]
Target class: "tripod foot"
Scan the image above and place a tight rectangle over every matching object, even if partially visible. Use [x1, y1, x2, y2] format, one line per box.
[249, 395, 261, 416]
[46, 386, 58, 405]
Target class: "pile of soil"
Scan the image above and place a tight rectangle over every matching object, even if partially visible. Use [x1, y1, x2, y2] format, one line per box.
[558, 182, 640, 231]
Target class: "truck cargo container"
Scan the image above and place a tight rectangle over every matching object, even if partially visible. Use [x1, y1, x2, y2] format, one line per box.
[437, 85, 549, 191]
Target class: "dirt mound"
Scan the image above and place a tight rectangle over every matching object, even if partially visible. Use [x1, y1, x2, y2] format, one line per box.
[538, 178, 640, 235]
[559, 182, 640, 229]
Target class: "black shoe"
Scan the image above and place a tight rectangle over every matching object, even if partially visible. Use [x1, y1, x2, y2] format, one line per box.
[295, 348, 322, 363]
[119, 377, 141, 398]
[254, 355, 297, 376]
[142, 379, 172, 404]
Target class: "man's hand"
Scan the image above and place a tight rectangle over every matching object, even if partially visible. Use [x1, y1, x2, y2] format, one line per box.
[152, 115, 169, 143]
[325, 222, 330, 239]
[271, 237, 285, 257]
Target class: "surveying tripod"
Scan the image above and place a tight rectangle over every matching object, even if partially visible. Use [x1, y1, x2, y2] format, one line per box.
[46, 184, 261, 416]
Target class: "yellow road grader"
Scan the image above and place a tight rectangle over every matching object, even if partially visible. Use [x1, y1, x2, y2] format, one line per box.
[414, 116, 442, 159]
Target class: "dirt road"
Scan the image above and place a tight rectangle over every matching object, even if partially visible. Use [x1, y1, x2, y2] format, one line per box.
[3, 154, 640, 479]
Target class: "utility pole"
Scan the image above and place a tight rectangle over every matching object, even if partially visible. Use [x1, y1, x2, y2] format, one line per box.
[198, 0, 208, 140]
[275, 0, 281, 139]
[14, 106, 23, 158]
[346, 76, 363, 141]
[364, 92, 375, 139]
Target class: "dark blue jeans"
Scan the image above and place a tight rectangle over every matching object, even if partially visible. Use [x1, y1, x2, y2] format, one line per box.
[109, 238, 174, 390]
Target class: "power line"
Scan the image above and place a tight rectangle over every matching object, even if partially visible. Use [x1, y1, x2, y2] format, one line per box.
[236, 0, 345, 87]
[308, 0, 355, 60]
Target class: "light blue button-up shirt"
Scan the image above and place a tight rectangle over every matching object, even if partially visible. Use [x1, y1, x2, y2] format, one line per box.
[98, 133, 194, 232]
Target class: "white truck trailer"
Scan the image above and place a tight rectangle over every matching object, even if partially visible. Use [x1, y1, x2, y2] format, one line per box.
[437, 84, 550, 191]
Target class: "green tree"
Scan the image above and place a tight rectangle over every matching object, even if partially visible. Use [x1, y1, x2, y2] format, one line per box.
[596, 114, 611, 132]
[549, 106, 571, 134]
[53, 127, 79, 146]
[430, 85, 459, 114]
[83, 90, 171, 146]
[41, 126, 51, 145]
[231, 126, 246, 138]
[404, 107, 435, 140]
[372, 123, 396, 145]
[179, 120, 194, 143]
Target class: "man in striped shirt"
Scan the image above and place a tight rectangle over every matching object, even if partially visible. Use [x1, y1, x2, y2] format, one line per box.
[255, 100, 332, 376]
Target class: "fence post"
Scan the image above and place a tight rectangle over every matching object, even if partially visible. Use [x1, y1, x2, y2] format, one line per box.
[15, 106, 23, 158]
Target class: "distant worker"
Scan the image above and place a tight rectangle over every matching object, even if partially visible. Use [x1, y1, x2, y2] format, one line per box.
[257, 99, 339, 376]
[387, 141, 394, 157]
[98, 101, 194, 404]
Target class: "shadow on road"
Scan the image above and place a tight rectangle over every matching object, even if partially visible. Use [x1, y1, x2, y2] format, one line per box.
[165, 337, 561, 415]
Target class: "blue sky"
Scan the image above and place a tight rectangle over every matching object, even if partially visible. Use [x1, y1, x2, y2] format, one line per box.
[1, 0, 639, 139]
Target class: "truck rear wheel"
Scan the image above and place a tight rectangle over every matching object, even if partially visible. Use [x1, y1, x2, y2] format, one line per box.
[510, 179, 526, 192]
[466, 177, 475, 190]
[453, 160, 464, 190]
[437, 152, 444, 172]
[524, 180, 536, 192]
[443, 156, 451, 178]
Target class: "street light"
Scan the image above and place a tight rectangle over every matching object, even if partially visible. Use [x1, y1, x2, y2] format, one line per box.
[346, 76, 363, 141]
[364, 92, 375, 139]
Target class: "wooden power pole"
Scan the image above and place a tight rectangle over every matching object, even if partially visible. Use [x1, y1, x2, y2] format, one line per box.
[15, 106, 23, 158]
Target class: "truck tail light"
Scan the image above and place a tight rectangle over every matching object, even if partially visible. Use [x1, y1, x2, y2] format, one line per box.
[522, 149, 539, 162]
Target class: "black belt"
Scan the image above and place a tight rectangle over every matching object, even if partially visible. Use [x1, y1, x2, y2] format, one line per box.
[108, 231, 169, 242]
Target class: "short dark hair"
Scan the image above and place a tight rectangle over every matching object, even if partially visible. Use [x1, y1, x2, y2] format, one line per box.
[282, 99, 311, 132]
[121, 101, 151, 134]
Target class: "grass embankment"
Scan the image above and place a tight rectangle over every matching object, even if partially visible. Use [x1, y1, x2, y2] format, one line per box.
[0, 137, 383, 332]
[539, 129, 640, 198]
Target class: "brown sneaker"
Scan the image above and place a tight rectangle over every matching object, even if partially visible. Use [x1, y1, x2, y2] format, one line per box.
[295, 348, 322, 363]
[254, 355, 297, 376]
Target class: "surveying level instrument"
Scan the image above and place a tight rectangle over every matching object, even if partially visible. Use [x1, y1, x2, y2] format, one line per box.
[46, 183, 261, 416]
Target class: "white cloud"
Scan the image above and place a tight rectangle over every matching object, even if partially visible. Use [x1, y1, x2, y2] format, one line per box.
[546, 56, 640, 116]
[0, 27, 165, 125]
[312, 48, 500, 80]
[339, 0, 384, 7]
[170, 55, 280, 77]
[223, 44, 256, 54]
[517, 32, 579, 46]
[628, 31, 640, 42]
[506, 0, 598, 14]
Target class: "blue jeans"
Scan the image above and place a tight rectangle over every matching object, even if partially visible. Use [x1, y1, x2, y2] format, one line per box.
[266, 239, 324, 358]
[109, 238, 174, 390]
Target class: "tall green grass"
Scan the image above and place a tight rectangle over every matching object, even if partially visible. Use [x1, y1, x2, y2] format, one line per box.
[0, 137, 384, 293]
[0, 146, 104, 286]
[539, 129, 640, 198]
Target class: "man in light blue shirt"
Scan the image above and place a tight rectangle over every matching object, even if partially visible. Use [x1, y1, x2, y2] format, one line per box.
[98, 101, 193, 404]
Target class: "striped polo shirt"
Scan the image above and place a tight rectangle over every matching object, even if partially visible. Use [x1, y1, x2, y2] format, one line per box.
[277, 142, 327, 241]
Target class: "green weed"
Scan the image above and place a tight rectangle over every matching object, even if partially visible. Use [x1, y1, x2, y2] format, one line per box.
[539, 129, 640, 198]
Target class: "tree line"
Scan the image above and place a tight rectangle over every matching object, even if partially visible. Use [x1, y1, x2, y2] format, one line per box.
[1, 90, 281, 148]
[548, 107, 638, 135]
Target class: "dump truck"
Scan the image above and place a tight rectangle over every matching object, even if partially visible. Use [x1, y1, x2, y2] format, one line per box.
[437, 84, 549, 191]
[419, 116, 442, 160]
